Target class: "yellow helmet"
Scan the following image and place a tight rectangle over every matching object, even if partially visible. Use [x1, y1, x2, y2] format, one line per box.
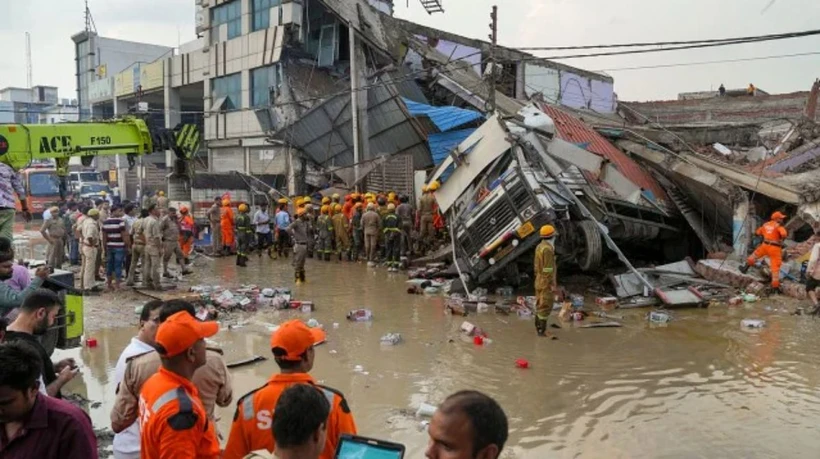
[332, 193, 340, 200]
[100, 190, 108, 196]
[540, 225, 556, 238]
[304, 196, 312, 203]
[158, 191, 165, 196]
[321, 205, 330, 214]
[295, 198, 304, 206]
[239, 203, 249, 212]
[429, 180, 441, 191]
[334, 204, 342, 212]
[421, 185, 429, 193]
[278, 198, 288, 205]
[387, 203, 396, 211]
[322, 197, 331, 205]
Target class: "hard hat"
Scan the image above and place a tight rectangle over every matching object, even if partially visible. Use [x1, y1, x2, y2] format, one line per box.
[304, 196, 312, 203]
[387, 203, 396, 211]
[388, 192, 396, 199]
[180, 206, 189, 214]
[351, 193, 360, 200]
[354, 202, 363, 209]
[771, 211, 787, 221]
[158, 191, 165, 196]
[332, 193, 340, 200]
[222, 199, 230, 206]
[540, 225, 556, 238]
[295, 198, 304, 206]
[239, 204, 248, 212]
[422, 185, 429, 193]
[321, 205, 330, 214]
[100, 190, 108, 196]
[296, 208, 306, 216]
[334, 204, 342, 212]
[429, 180, 441, 191]
[88, 208, 100, 217]
[322, 197, 331, 205]
[278, 198, 288, 205]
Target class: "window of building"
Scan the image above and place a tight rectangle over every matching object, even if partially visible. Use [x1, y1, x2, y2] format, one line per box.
[251, 65, 281, 107]
[211, 0, 242, 43]
[252, 0, 282, 31]
[212, 73, 242, 110]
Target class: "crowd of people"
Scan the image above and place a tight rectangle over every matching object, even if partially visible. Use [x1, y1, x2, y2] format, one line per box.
[207, 184, 446, 283]
[0, 297, 510, 459]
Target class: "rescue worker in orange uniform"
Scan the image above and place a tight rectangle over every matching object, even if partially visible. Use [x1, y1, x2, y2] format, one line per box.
[138, 311, 221, 459]
[220, 199, 235, 256]
[342, 194, 354, 220]
[178, 206, 195, 269]
[739, 211, 788, 289]
[223, 320, 356, 459]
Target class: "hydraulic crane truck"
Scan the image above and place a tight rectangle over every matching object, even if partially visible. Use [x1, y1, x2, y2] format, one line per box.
[0, 117, 201, 354]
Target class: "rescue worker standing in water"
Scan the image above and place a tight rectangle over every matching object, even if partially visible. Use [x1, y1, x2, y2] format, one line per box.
[332, 204, 351, 261]
[740, 211, 788, 290]
[316, 206, 333, 261]
[235, 204, 253, 267]
[533, 225, 558, 336]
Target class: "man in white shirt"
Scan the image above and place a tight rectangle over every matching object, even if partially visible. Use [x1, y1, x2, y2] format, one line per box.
[253, 203, 272, 255]
[111, 300, 164, 459]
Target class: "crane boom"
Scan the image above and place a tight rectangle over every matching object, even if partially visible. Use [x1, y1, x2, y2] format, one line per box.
[0, 117, 200, 176]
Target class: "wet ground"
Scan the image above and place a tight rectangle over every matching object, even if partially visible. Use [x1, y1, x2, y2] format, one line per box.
[16, 222, 820, 458]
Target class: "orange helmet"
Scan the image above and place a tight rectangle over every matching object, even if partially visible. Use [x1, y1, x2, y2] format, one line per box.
[222, 199, 230, 206]
[345, 194, 352, 201]
[771, 211, 787, 221]
[321, 205, 330, 214]
[334, 204, 342, 212]
[179, 206, 189, 214]
[296, 208, 306, 216]
[322, 197, 331, 205]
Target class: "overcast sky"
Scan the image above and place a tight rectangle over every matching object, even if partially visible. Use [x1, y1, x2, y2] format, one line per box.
[1, 0, 818, 102]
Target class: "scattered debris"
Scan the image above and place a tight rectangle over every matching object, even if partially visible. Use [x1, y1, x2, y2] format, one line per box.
[380, 333, 402, 345]
[515, 358, 530, 369]
[592, 311, 624, 320]
[226, 355, 267, 369]
[347, 309, 373, 322]
[416, 403, 437, 418]
[741, 319, 766, 328]
[579, 322, 623, 328]
[648, 311, 671, 324]
[595, 296, 618, 307]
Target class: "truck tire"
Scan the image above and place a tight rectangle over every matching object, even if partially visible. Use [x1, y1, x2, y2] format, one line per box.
[577, 220, 603, 271]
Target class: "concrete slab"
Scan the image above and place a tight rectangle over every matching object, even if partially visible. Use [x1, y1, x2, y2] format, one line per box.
[695, 259, 767, 289]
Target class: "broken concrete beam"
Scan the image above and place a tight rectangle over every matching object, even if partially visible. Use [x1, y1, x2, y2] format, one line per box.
[781, 280, 807, 300]
[695, 259, 766, 289]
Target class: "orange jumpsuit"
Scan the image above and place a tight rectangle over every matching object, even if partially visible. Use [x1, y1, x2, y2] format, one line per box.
[342, 201, 354, 220]
[138, 367, 220, 459]
[221, 206, 235, 248]
[179, 214, 195, 257]
[747, 220, 788, 288]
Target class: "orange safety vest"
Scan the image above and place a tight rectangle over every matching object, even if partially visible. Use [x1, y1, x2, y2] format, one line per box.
[138, 367, 220, 459]
[223, 373, 357, 459]
[756, 220, 787, 244]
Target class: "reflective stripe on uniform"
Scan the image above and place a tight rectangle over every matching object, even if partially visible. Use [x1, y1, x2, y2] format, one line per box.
[320, 388, 335, 407]
[152, 388, 180, 413]
[242, 394, 255, 421]
[542, 267, 553, 273]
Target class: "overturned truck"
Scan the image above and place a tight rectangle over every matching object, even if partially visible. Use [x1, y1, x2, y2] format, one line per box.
[429, 106, 683, 287]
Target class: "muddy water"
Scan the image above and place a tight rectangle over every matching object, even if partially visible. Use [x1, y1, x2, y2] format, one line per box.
[15, 221, 820, 458]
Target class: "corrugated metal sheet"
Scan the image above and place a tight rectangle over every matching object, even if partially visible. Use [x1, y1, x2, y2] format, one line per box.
[428, 129, 475, 182]
[276, 76, 432, 170]
[364, 154, 415, 197]
[538, 103, 669, 205]
[403, 98, 482, 132]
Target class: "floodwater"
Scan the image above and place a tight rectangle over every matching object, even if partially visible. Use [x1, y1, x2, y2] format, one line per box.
[18, 222, 820, 458]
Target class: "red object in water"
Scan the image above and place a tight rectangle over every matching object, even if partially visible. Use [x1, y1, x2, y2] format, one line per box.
[515, 358, 529, 369]
[473, 336, 484, 346]
[87, 338, 98, 348]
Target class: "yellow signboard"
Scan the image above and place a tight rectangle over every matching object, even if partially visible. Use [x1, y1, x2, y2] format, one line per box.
[140, 60, 164, 91]
[114, 70, 134, 97]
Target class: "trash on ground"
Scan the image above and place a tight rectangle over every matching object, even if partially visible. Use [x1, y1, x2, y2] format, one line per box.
[648, 311, 671, 324]
[460, 321, 487, 338]
[728, 296, 743, 306]
[571, 294, 585, 308]
[558, 302, 573, 321]
[416, 402, 437, 418]
[380, 333, 402, 345]
[595, 296, 618, 307]
[742, 293, 760, 303]
[473, 335, 485, 345]
[741, 319, 766, 328]
[347, 309, 373, 321]
[307, 318, 320, 328]
[592, 311, 624, 320]
[353, 365, 369, 375]
[226, 355, 267, 369]
[476, 302, 490, 313]
[332, 322, 340, 329]
[496, 286, 514, 297]
[515, 358, 530, 369]
[579, 321, 623, 328]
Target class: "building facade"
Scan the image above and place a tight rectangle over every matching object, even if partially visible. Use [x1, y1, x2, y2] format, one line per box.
[0, 85, 61, 124]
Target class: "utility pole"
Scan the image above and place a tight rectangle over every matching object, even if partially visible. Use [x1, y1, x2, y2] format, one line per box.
[487, 5, 498, 114]
[25, 33, 32, 90]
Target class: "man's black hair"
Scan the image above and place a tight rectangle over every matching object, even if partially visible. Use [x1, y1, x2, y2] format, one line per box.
[20, 289, 63, 313]
[94, 199, 104, 207]
[111, 204, 122, 213]
[67, 202, 78, 210]
[215, 197, 222, 202]
[0, 237, 11, 253]
[167, 207, 177, 213]
[140, 209, 150, 218]
[159, 300, 196, 322]
[0, 342, 43, 391]
[148, 204, 157, 212]
[399, 195, 409, 203]
[439, 390, 508, 455]
[273, 384, 330, 449]
[139, 300, 165, 323]
[124, 203, 135, 214]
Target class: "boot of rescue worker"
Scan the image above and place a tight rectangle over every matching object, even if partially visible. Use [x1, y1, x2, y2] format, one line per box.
[738, 263, 751, 274]
[300, 270, 306, 284]
[535, 318, 547, 336]
[295, 271, 302, 285]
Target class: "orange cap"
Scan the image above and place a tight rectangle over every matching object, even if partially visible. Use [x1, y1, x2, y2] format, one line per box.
[155, 311, 219, 357]
[771, 211, 787, 221]
[270, 320, 326, 361]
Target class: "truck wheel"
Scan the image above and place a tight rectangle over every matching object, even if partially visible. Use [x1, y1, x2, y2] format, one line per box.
[41, 328, 59, 357]
[577, 220, 603, 271]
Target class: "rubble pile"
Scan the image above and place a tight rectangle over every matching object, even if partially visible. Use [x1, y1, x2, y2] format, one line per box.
[190, 284, 313, 313]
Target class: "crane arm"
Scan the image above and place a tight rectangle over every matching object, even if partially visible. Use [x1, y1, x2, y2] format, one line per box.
[0, 117, 200, 176]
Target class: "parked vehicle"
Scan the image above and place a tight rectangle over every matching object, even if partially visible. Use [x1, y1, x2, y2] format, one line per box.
[15, 167, 62, 216]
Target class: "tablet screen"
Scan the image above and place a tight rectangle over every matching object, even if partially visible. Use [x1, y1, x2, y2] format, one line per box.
[336, 438, 403, 459]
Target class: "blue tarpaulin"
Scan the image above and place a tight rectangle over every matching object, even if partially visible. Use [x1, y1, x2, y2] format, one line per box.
[428, 128, 476, 182]
[402, 98, 483, 132]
